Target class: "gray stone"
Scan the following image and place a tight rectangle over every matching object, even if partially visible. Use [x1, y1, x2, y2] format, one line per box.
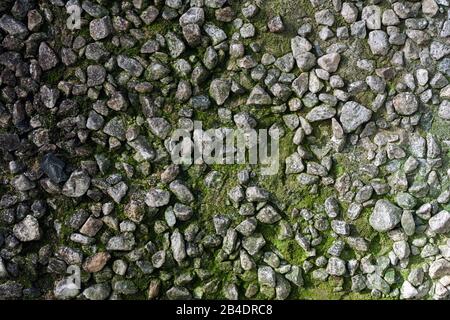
[169, 180, 194, 204]
[0, 14, 28, 37]
[268, 16, 284, 33]
[203, 23, 227, 45]
[114, 280, 137, 295]
[128, 136, 155, 160]
[107, 182, 128, 204]
[246, 186, 270, 202]
[341, 3, 358, 23]
[106, 233, 135, 251]
[147, 117, 171, 139]
[242, 233, 266, 256]
[41, 153, 67, 184]
[369, 199, 402, 232]
[422, 0, 439, 16]
[146, 62, 170, 81]
[62, 170, 90, 198]
[340, 101, 372, 133]
[247, 85, 272, 105]
[326, 257, 346, 276]
[83, 283, 111, 300]
[258, 266, 276, 287]
[145, 189, 170, 207]
[351, 274, 367, 292]
[173, 203, 193, 222]
[285, 265, 304, 287]
[39, 42, 58, 71]
[285, 153, 304, 174]
[165, 32, 185, 58]
[408, 268, 424, 287]
[86, 65, 106, 87]
[103, 117, 126, 140]
[317, 53, 340, 73]
[438, 100, 450, 120]
[209, 79, 231, 105]
[0, 134, 20, 152]
[429, 210, 450, 234]
[429, 259, 450, 279]
[306, 106, 336, 122]
[294, 52, 316, 72]
[368, 30, 389, 56]
[430, 41, 450, 60]
[235, 218, 257, 236]
[171, 229, 186, 264]
[167, 286, 191, 299]
[140, 6, 159, 24]
[11, 174, 35, 191]
[54, 278, 79, 300]
[40, 85, 60, 109]
[393, 240, 410, 260]
[393, 92, 418, 116]
[256, 205, 281, 224]
[362, 5, 382, 30]
[331, 220, 350, 236]
[13, 215, 41, 242]
[117, 55, 143, 77]
[89, 16, 112, 40]
[401, 211, 416, 236]
[400, 281, 418, 299]
[367, 273, 390, 294]
[315, 9, 334, 26]
[179, 7, 205, 26]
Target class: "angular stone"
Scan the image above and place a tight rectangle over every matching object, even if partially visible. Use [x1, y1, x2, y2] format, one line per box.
[165, 32, 185, 58]
[368, 30, 389, 56]
[39, 42, 58, 71]
[256, 205, 281, 224]
[247, 85, 272, 105]
[306, 106, 336, 122]
[62, 170, 90, 198]
[82, 252, 110, 273]
[106, 233, 135, 251]
[362, 5, 382, 30]
[209, 79, 231, 105]
[317, 53, 340, 73]
[80, 216, 103, 237]
[369, 199, 402, 232]
[326, 257, 346, 276]
[41, 153, 67, 184]
[393, 92, 418, 116]
[145, 188, 170, 207]
[429, 259, 450, 279]
[107, 181, 128, 204]
[83, 283, 111, 300]
[429, 210, 450, 234]
[171, 229, 186, 264]
[0, 14, 28, 37]
[13, 215, 41, 242]
[180, 7, 205, 26]
[340, 101, 372, 133]
[117, 55, 143, 77]
[89, 16, 112, 40]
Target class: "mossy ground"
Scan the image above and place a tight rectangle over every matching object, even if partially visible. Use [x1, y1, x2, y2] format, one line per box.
[5, 0, 434, 301]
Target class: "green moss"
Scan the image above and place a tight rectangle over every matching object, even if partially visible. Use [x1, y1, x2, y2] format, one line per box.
[368, 233, 393, 257]
[295, 280, 346, 300]
[353, 208, 375, 239]
[42, 65, 65, 86]
[249, 0, 315, 57]
[356, 91, 376, 108]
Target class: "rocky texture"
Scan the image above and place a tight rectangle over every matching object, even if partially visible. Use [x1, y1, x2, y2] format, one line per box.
[0, 0, 450, 302]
